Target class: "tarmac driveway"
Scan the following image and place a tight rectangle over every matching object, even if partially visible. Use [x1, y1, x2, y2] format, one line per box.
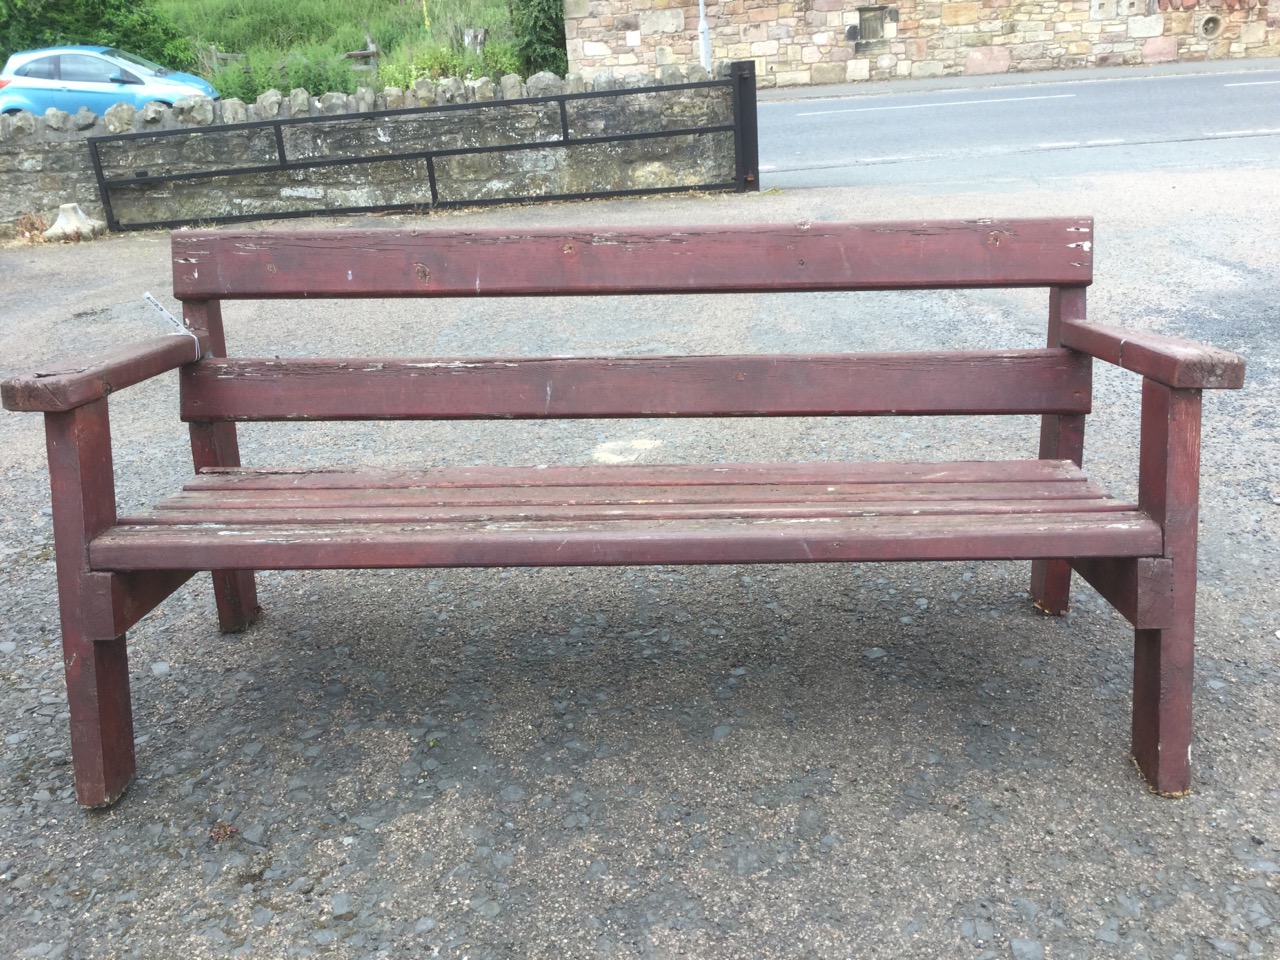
[0, 167, 1277, 958]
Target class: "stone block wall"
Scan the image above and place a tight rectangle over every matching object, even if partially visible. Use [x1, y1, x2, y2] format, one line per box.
[0, 66, 736, 232]
[566, 0, 1279, 86]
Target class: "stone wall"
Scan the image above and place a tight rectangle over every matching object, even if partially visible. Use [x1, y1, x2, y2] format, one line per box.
[566, 0, 1279, 86]
[0, 66, 735, 231]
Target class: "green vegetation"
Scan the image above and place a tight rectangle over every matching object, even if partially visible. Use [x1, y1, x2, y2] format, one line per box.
[0, 0, 194, 67]
[511, 0, 566, 77]
[0, 0, 569, 99]
[154, 0, 566, 100]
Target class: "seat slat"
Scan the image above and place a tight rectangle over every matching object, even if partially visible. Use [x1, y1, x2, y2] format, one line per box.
[125, 498, 1135, 526]
[185, 459, 1088, 490]
[93, 459, 1159, 571]
[151, 479, 1117, 511]
[91, 511, 1161, 571]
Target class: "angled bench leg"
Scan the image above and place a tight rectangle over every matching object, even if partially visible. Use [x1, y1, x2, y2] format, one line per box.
[1132, 380, 1202, 796]
[46, 401, 135, 807]
[184, 300, 260, 633]
[1032, 286, 1088, 615]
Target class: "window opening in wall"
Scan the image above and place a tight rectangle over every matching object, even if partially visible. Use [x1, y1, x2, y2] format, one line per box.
[857, 6, 887, 41]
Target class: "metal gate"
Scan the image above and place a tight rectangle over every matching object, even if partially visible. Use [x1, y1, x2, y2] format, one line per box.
[89, 62, 759, 231]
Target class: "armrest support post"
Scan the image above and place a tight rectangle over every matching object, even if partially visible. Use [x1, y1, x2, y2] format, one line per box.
[44, 399, 136, 806]
[1132, 378, 1203, 795]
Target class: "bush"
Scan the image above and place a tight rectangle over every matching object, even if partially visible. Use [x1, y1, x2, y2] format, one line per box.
[509, 0, 566, 76]
[210, 43, 361, 100]
[1, 0, 194, 67]
[379, 36, 526, 92]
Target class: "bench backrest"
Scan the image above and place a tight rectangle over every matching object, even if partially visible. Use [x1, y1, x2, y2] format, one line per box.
[173, 218, 1094, 423]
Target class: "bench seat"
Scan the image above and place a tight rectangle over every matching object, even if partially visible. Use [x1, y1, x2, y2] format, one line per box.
[92, 460, 1162, 571]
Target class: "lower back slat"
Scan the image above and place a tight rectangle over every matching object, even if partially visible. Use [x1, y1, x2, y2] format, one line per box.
[179, 351, 1092, 421]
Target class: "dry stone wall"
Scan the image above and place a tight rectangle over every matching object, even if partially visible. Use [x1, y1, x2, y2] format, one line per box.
[566, 0, 1279, 86]
[0, 66, 735, 231]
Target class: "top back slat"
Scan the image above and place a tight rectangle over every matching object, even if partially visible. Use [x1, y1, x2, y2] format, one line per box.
[172, 219, 1093, 299]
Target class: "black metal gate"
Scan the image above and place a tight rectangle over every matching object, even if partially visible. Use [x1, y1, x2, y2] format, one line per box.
[89, 62, 759, 231]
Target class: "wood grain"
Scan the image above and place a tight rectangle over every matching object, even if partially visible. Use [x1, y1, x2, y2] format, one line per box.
[180, 350, 1092, 421]
[172, 219, 1094, 299]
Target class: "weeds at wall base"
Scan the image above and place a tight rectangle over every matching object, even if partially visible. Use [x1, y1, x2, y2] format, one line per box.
[15, 213, 49, 245]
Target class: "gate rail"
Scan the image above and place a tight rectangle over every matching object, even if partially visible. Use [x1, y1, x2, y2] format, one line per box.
[89, 62, 758, 231]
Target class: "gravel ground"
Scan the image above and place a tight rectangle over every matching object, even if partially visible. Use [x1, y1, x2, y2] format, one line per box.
[1, 166, 1278, 960]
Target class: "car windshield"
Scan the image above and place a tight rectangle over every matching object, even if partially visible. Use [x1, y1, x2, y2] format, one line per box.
[103, 48, 171, 76]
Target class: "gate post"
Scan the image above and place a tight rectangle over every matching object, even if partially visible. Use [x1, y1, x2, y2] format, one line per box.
[730, 60, 760, 193]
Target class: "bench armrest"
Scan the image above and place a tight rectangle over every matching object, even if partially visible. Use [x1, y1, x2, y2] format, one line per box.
[1, 335, 204, 413]
[1060, 319, 1244, 390]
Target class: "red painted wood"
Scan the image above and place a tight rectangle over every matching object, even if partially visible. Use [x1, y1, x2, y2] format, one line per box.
[1070, 557, 1173, 630]
[179, 350, 1093, 422]
[1, 336, 203, 413]
[1132, 381, 1202, 795]
[126, 463, 1129, 525]
[1060, 319, 1245, 389]
[81, 570, 196, 641]
[91, 510, 1162, 571]
[185, 459, 1089, 490]
[171, 219, 1094, 300]
[130, 498, 1135, 525]
[44, 401, 135, 807]
[10, 218, 1248, 805]
[183, 300, 260, 633]
[152, 478, 1118, 510]
[1031, 285, 1090, 615]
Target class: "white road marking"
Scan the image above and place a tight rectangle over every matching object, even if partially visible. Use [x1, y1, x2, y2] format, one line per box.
[1206, 128, 1280, 136]
[1223, 80, 1280, 87]
[1038, 141, 1080, 149]
[797, 93, 1075, 117]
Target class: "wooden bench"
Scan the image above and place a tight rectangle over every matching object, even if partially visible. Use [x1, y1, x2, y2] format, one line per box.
[1, 218, 1245, 807]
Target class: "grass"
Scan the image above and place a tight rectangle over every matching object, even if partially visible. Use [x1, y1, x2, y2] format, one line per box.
[154, 0, 522, 99]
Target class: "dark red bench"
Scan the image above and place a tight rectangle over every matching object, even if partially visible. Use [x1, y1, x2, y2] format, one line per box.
[1, 219, 1245, 807]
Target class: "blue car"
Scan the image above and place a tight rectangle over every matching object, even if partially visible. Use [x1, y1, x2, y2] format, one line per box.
[0, 46, 218, 116]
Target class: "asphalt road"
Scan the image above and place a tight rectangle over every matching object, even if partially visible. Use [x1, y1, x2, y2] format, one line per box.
[1, 59, 1278, 960]
[759, 63, 1280, 188]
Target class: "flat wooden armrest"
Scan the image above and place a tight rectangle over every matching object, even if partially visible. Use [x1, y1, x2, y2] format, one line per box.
[1060, 319, 1245, 389]
[1, 335, 205, 413]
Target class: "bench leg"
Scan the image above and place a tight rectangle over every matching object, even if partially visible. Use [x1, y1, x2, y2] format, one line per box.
[184, 300, 262, 634]
[211, 569, 260, 633]
[1030, 558, 1072, 616]
[63, 627, 136, 807]
[45, 401, 136, 806]
[191, 423, 260, 632]
[1030, 405, 1084, 615]
[1131, 379, 1201, 797]
[1131, 621, 1193, 796]
[1032, 286, 1088, 615]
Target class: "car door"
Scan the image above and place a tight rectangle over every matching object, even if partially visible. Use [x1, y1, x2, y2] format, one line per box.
[9, 54, 62, 113]
[55, 53, 138, 113]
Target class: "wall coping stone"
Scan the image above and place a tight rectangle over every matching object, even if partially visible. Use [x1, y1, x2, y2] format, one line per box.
[0, 66, 714, 148]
